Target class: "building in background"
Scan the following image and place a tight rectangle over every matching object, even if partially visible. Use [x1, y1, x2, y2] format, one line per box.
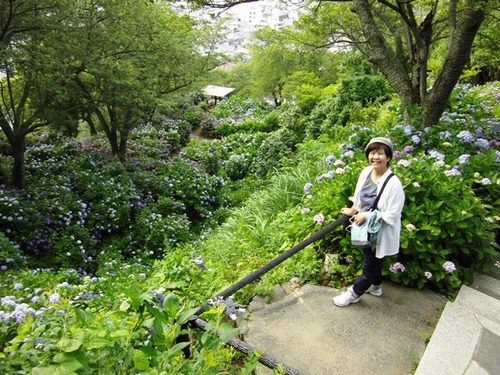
[175, 0, 302, 57]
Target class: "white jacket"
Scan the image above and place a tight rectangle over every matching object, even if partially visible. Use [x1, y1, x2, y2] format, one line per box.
[352, 167, 405, 258]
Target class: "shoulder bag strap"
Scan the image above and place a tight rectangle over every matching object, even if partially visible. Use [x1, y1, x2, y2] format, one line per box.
[370, 173, 394, 211]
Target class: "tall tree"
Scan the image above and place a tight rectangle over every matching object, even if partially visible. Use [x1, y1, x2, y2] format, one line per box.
[248, 27, 302, 106]
[191, 0, 492, 128]
[247, 26, 327, 106]
[0, 0, 222, 187]
[0, 0, 68, 188]
[298, 0, 492, 127]
[52, 0, 221, 160]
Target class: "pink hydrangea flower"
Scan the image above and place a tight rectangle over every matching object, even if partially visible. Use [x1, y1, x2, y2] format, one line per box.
[389, 262, 406, 273]
[313, 214, 325, 226]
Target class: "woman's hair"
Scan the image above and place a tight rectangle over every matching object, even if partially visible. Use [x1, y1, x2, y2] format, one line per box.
[365, 142, 393, 165]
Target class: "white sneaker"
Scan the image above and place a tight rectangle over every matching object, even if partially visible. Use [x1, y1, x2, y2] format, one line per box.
[332, 288, 360, 307]
[367, 285, 382, 297]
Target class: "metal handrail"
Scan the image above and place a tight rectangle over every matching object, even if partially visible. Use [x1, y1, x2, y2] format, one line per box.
[189, 215, 350, 375]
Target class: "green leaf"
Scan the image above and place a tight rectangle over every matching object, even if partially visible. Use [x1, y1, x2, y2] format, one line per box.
[176, 307, 198, 325]
[217, 323, 240, 343]
[133, 349, 150, 371]
[119, 300, 131, 311]
[84, 335, 108, 350]
[167, 341, 190, 357]
[164, 281, 188, 289]
[163, 293, 180, 318]
[54, 353, 84, 374]
[110, 329, 129, 338]
[75, 309, 94, 327]
[32, 366, 58, 375]
[58, 331, 84, 352]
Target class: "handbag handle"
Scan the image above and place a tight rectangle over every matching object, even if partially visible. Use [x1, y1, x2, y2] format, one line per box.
[370, 173, 394, 211]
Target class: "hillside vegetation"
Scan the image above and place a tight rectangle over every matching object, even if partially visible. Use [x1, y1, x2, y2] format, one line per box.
[1, 82, 499, 373]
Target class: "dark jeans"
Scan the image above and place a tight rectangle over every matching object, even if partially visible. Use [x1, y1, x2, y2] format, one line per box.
[352, 247, 383, 296]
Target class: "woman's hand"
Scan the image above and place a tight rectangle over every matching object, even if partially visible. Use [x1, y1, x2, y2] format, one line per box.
[353, 211, 371, 225]
[340, 207, 357, 217]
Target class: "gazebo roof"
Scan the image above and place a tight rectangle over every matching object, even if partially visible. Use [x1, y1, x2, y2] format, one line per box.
[202, 85, 235, 98]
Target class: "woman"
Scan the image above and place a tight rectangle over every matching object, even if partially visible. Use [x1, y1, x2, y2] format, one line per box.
[333, 137, 405, 307]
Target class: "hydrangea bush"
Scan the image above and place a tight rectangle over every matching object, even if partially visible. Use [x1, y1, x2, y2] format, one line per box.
[0, 260, 251, 374]
[290, 83, 499, 295]
[0, 82, 498, 372]
[0, 135, 230, 270]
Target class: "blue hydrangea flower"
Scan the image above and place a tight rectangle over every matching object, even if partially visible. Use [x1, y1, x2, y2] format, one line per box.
[48, 293, 60, 304]
[403, 125, 413, 136]
[324, 155, 336, 166]
[481, 178, 492, 186]
[444, 167, 461, 177]
[428, 150, 445, 161]
[475, 138, 490, 148]
[458, 154, 470, 164]
[303, 182, 314, 194]
[457, 130, 474, 143]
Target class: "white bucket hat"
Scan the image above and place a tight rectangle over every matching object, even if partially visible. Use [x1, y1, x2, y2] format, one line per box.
[365, 137, 394, 153]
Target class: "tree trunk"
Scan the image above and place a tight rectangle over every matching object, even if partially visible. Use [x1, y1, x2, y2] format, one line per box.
[84, 112, 97, 135]
[12, 134, 26, 189]
[423, 2, 486, 128]
[351, 0, 419, 116]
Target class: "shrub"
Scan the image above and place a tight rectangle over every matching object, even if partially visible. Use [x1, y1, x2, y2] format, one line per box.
[287, 83, 499, 295]
[183, 105, 204, 127]
[254, 128, 302, 177]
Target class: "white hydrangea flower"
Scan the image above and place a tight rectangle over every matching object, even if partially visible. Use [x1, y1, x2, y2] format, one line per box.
[406, 223, 417, 232]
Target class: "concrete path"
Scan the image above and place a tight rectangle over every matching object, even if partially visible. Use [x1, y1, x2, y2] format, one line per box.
[242, 265, 500, 375]
[243, 281, 446, 375]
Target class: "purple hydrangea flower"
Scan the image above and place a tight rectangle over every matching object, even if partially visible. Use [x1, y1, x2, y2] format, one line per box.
[313, 214, 325, 226]
[389, 262, 406, 273]
[442, 261, 456, 273]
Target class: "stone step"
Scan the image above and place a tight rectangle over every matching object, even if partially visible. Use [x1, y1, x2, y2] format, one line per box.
[453, 284, 500, 325]
[467, 273, 500, 304]
[415, 301, 500, 375]
[415, 277, 500, 375]
[483, 259, 500, 281]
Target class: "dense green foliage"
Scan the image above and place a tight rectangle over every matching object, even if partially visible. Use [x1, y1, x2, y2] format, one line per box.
[1, 81, 498, 373]
[0, 1, 498, 372]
